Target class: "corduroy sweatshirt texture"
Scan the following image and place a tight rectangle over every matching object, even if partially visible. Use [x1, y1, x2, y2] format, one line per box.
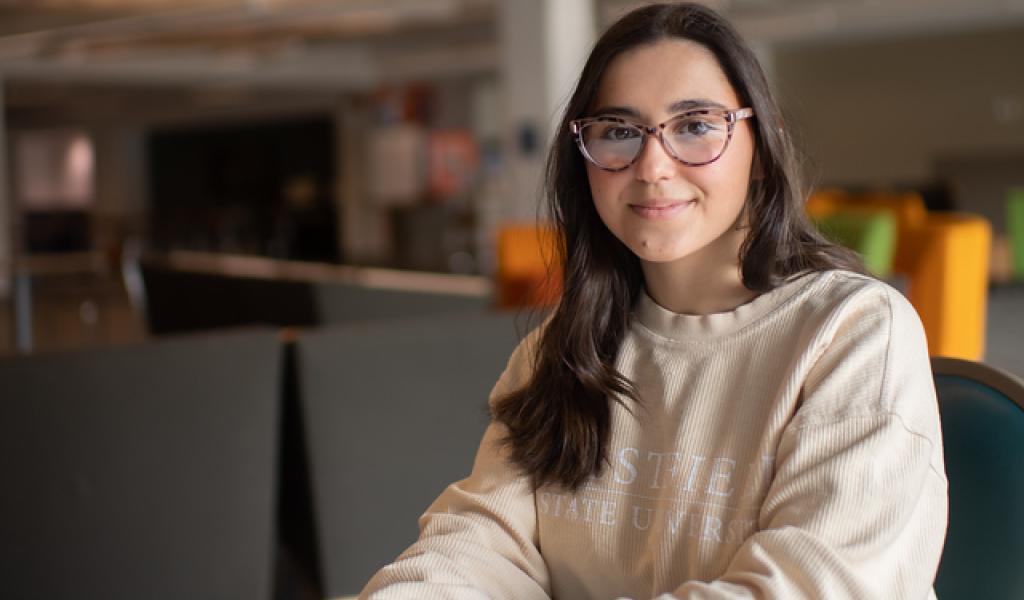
[361, 270, 948, 600]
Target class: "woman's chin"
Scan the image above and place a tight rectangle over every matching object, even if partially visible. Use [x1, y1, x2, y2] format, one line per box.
[631, 244, 693, 265]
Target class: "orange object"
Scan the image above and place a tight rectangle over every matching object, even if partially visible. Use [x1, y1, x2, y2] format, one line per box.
[902, 213, 991, 360]
[805, 188, 851, 219]
[495, 224, 562, 308]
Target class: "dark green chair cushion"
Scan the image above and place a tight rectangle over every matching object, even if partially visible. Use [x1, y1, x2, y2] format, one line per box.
[934, 374, 1024, 598]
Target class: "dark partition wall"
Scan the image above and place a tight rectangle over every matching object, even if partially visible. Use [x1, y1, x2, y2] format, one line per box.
[147, 115, 338, 262]
[0, 330, 282, 600]
[296, 313, 525, 596]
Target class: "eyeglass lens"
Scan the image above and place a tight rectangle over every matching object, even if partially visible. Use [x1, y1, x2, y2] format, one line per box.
[580, 112, 731, 169]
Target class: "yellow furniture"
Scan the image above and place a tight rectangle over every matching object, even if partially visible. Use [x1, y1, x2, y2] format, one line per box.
[495, 224, 562, 308]
[901, 213, 991, 360]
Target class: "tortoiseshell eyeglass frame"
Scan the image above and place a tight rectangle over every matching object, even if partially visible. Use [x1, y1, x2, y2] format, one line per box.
[569, 107, 755, 171]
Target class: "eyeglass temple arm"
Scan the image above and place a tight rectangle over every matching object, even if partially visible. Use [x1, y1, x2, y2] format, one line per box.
[732, 107, 754, 120]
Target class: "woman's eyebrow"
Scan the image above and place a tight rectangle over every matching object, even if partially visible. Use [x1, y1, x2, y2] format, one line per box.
[590, 105, 641, 118]
[667, 98, 727, 113]
[591, 98, 729, 118]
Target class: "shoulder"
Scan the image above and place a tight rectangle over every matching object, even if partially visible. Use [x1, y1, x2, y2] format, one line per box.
[487, 315, 549, 408]
[790, 270, 923, 345]
[795, 269, 896, 313]
[795, 270, 934, 426]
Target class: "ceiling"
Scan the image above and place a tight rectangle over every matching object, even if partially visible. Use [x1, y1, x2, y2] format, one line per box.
[4, 0, 1024, 83]
[0, 0, 496, 85]
[3, 0, 1024, 124]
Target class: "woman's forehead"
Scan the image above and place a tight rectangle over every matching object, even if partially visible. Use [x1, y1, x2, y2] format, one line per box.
[594, 38, 741, 119]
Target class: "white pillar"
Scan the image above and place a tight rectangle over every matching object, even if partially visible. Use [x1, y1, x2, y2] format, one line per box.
[544, 0, 597, 135]
[335, 97, 389, 264]
[497, 0, 596, 223]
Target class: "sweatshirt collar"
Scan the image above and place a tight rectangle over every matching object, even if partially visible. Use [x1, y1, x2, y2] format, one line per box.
[633, 270, 827, 341]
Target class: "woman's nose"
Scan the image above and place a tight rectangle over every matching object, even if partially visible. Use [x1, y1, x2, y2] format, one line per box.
[633, 134, 678, 182]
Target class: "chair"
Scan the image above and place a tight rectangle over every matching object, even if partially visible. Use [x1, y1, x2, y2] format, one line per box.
[904, 214, 991, 360]
[0, 329, 282, 600]
[806, 189, 927, 274]
[812, 210, 897, 278]
[931, 356, 1024, 599]
[1008, 188, 1024, 281]
[295, 311, 524, 597]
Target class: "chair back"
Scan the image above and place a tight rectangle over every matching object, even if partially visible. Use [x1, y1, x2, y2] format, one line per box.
[295, 312, 523, 596]
[0, 329, 282, 600]
[907, 214, 992, 360]
[932, 356, 1024, 598]
[1008, 188, 1024, 281]
[812, 209, 897, 278]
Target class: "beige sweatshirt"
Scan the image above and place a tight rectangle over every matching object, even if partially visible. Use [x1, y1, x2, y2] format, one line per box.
[360, 270, 948, 599]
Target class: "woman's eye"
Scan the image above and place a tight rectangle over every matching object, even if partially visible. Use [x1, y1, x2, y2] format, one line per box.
[675, 119, 715, 136]
[601, 126, 640, 141]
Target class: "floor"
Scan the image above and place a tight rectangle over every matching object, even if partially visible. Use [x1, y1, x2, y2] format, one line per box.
[985, 283, 1024, 378]
[0, 272, 146, 356]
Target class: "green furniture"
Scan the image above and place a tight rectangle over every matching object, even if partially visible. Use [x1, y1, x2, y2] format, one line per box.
[1008, 188, 1024, 281]
[931, 356, 1024, 599]
[813, 210, 897, 278]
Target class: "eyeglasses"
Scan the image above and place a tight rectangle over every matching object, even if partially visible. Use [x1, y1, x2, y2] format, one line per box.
[570, 107, 754, 171]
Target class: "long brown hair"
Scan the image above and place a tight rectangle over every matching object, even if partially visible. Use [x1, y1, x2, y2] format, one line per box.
[493, 2, 864, 492]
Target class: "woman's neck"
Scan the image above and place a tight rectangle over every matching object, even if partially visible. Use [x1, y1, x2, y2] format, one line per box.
[640, 228, 756, 316]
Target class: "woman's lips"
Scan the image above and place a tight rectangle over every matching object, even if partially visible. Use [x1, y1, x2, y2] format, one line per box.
[628, 200, 694, 219]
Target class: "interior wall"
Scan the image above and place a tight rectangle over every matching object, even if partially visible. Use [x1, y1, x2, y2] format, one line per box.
[0, 80, 10, 298]
[773, 25, 1024, 195]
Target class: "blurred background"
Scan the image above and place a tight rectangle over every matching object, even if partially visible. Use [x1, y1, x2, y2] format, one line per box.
[0, 0, 1022, 363]
[0, 1, 1023, 599]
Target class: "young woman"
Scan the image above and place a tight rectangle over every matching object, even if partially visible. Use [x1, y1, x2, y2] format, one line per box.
[361, 3, 947, 598]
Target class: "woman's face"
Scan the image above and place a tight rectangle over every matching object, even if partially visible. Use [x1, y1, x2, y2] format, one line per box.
[585, 38, 755, 269]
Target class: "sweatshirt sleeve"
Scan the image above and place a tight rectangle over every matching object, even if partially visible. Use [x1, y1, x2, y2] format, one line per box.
[663, 285, 949, 599]
[359, 330, 552, 600]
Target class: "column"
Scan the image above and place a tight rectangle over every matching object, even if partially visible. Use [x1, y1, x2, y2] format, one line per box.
[497, 0, 596, 223]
